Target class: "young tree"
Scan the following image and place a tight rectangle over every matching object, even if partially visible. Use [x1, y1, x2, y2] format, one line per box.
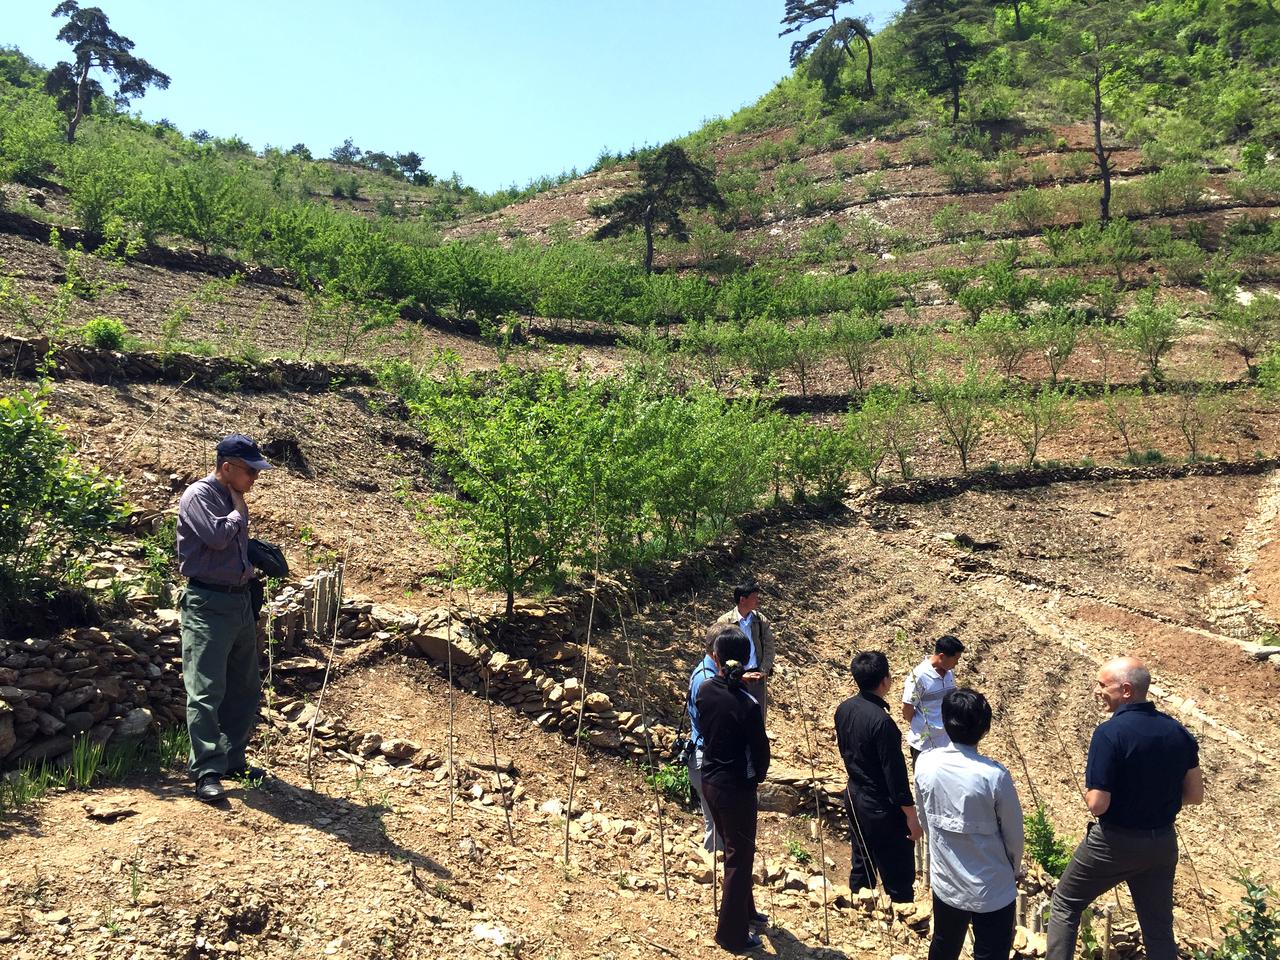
[1212, 295, 1279, 379]
[45, 1, 170, 144]
[831, 310, 882, 391]
[1035, 0, 1144, 221]
[1101, 386, 1150, 463]
[1001, 384, 1076, 466]
[592, 144, 724, 274]
[329, 137, 362, 165]
[1172, 385, 1225, 462]
[780, 0, 876, 97]
[928, 365, 999, 473]
[1120, 290, 1180, 381]
[1029, 307, 1081, 386]
[974, 310, 1031, 379]
[898, 0, 992, 123]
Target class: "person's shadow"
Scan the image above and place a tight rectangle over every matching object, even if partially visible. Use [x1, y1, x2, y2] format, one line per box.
[760, 922, 856, 959]
[233, 775, 452, 881]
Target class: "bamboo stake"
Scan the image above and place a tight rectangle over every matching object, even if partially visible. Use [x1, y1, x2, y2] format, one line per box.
[482, 664, 516, 846]
[789, 667, 831, 945]
[562, 546, 601, 866]
[616, 597, 671, 900]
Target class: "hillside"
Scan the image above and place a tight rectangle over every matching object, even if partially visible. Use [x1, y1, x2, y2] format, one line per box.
[3, 1, 1280, 958]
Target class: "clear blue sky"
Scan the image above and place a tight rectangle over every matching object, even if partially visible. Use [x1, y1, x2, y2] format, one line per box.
[4, 0, 903, 191]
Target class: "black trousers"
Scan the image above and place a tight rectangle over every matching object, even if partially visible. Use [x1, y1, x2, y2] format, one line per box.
[702, 779, 758, 951]
[845, 791, 915, 903]
[929, 894, 1016, 960]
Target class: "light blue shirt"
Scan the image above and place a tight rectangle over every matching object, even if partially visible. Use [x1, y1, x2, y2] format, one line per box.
[687, 655, 717, 747]
[738, 612, 759, 671]
[914, 743, 1024, 913]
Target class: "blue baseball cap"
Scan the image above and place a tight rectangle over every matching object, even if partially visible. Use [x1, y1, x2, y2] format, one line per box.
[216, 434, 273, 471]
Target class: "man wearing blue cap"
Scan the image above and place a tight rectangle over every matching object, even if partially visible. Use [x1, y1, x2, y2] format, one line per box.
[177, 434, 273, 803]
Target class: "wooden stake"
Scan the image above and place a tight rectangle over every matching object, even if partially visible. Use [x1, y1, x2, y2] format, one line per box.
[789, 667, 831, 944]
[562, 547, 601, 866]
[305, 543, 350, 790]
[616, 597, 671, 900]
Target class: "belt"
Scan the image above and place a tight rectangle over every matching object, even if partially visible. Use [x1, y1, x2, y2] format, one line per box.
[188, 577, 250, 594]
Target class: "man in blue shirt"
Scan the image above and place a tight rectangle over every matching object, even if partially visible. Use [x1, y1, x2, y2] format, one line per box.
[177, 434, 274, 804]
[1047, 657, 1204, 960]
[686, 629, 722, 853]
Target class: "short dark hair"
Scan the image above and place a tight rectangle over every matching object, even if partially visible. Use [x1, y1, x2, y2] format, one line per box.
[713, 624, 750, 666]
[942, 687, 992, 745]
[733, 579, 761, 604]
[851, 651, 890, 692]
[935, 634, 965, 657]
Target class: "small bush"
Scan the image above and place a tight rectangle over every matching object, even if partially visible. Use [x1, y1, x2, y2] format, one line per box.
[1024, 804, 1072, 877]
[0, 382, 124, 628]
[644, 762, 691, 807]
[81, 316, 127, 351]
[1194, 876, 1280, 960]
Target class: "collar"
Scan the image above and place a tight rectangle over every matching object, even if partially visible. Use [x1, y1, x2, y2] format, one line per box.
[859, 691, 890, 712]
[1113, 701, 1156, 717]
[950, 742, 980, 758]
[698, 654, 716, 674]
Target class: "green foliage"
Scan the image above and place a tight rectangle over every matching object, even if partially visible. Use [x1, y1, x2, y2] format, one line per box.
[1213, 295, 1280, 377]
[1101, 387, 1151, 463]
[785, 838, 814, 865]
[784, 418, 855, 502]
[0, 381, 123, 626]
[1120, 290, 1180, 381]
[1024, 804, 1071, 878]
[975, 310, 1030, 379]
[927, 364, 999, 473]
[831, 310, 882, 392]
[1195, 877, 1280, 960]
[644, 762, 691, 807]
[80, 314, 126, 350]
[407, 366, 781, 615]
[1000, 384, 1075, 466]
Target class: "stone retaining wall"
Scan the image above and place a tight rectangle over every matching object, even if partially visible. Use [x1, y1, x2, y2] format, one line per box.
[0, 335, 374, 392]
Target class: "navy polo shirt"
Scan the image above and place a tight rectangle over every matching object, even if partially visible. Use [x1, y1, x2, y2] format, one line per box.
[1084, 701, 1199, 829]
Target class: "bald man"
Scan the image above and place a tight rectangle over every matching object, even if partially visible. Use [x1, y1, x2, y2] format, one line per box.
[1047, 657, 1204, 960]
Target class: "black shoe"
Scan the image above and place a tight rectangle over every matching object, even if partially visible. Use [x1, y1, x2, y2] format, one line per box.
[750, 910, 769, 927]
[227, 764, 267, 782]
[194, 775, 225, 803]
[715, 933, 763, 954]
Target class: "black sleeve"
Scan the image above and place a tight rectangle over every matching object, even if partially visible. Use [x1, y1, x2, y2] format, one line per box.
[876, 717, 913, 808]
[747, 699, 770, 783]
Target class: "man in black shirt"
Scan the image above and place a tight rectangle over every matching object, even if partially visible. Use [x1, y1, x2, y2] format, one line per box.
[834, 650, 922, 903]
[1047, 657, 1204, 960]
[697, 624, 771, 954]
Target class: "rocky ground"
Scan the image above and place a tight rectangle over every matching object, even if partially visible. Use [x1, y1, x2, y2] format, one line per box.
[3, 461, 1279, 959]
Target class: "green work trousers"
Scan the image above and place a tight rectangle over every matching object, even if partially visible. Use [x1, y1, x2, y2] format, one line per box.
[180, 584, 260, 779]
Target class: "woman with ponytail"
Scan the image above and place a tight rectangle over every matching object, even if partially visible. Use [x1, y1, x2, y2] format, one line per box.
[695, 624, 771, 953]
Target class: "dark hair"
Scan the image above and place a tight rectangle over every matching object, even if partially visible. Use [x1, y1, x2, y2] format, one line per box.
[935, 634, 965, 657]
[713, 624, 750, 666]
[733, 579, 761, 604]
[851, 651, 890, 692]
[941, 687, 992, 745]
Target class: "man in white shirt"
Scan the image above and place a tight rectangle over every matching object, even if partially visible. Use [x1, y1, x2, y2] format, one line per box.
[915, 687, 1024, 960]
[902, 634, 964, 763]
[716, 579, 775, 723]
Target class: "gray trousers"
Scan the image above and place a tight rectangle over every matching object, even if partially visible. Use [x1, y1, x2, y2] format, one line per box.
[1047, 823, 1178, 960]
[180, 584, 260, 779]
[687, 747, 723, 853]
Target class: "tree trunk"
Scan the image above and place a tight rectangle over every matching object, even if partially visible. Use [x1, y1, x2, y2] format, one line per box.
[1013, 0, 1024, 37]
[67, 58, 92, 144]
[860, 29, 874, 97]
[1092, 63, 1112, 223]
[642, 203, 654, 275]
[502, 516, 514, 618]
[944, 39, 961, 124]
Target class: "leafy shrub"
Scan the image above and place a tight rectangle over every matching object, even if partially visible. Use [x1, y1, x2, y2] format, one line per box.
[926, 365, 1000, 473]
[1024, 805, 1072, 878]
[0, 382, 124, 627]
[1138, 163, 1208, 214]
[1120, 290, 1181, 380]
[1194, 877, 1280, 960]
[936, 148, 989, 192]
[645, 762, 691, 807]
[81, 316, 127, 350]
[997, 187, 1054, 232]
